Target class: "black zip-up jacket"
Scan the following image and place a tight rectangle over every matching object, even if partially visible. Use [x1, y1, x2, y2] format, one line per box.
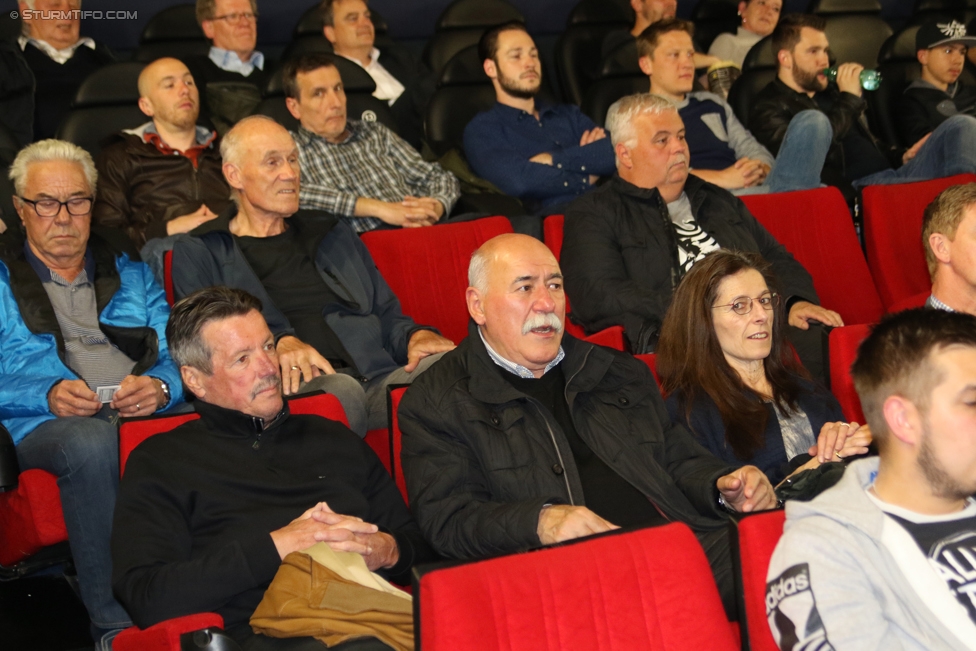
[561, 174, 818, 352]
[398, 322, 734, 560]
[112, 399, 435, 629]
[896, 80, 976, 147]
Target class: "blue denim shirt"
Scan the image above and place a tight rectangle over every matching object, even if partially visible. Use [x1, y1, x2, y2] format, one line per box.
[463, 102, 616, 211]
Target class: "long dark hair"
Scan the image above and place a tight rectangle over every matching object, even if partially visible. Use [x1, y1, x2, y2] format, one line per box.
[657, 250, 808, 459]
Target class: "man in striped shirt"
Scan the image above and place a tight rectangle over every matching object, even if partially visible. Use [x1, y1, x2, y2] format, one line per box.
[283, 51, 459, 234]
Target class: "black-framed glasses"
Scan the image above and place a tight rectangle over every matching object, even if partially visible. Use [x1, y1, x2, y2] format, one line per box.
[212, 11, 258, 24]
[712, 293, 779, 316]
[18, 196, 93, 217]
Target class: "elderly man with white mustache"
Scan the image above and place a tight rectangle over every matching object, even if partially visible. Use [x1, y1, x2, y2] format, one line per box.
[398, 232, 778, 617]
[560, 93, 841, 383]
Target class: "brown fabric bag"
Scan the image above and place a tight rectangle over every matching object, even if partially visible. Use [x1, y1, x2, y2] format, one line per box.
[250, 544, 413, 651]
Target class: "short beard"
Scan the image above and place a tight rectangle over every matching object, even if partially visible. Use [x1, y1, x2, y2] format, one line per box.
[791, 61, 826, 94]
[918, 424, 974, 502]
[496, 67, 540, 100]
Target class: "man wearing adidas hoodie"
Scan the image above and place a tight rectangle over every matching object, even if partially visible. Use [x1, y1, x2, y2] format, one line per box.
[766, 309, 976, 651]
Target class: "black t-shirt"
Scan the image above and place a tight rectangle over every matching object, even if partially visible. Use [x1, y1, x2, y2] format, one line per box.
[815, 92, 890, 181]
[236, 228, 353, 368]
[501, 363, 667, 529]
[886, 504, 976, 626]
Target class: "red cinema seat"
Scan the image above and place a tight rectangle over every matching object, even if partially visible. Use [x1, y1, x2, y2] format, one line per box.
[163, 249, 175, 306]
[361, 217, 513, 345]
[730, 510, 787, 651]
[0, 465, 69, 575]
[829, 324, 872, 423]
[635, 353, 661, 388]
[862, 174, 976, 309]
[741, 187, 884, 326]
[387, 386, 410, 504]
[887, 291, 928, 313]
[416, 523, 739, 651]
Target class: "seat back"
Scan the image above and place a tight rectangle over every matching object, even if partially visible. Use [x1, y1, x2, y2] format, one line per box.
[862, 173, 976, 308]
[692, 0, 741, 52]
[635, 353, 661, 388]
[870, 59, 920, 149]
[135, 4, 209, 61]
[599, 39, 641, 77]
[728, 68, 776, 126]
[568, 0, 633, 25]
[424, 83, 497, 158]
[741, 187, 884, 325]
[163, 250, 175, 306]
[887, 290, 929, 313]
[118, 392, 350, 475]
[811, 0, 882, 14]
[416, 523, 739, 651]
[361, 217, 514, 344]
[556, 23, 627, 105]
[823, 15, 892, 68]
[730, 510, 787, 651]
[435, 0, 524, 30]
[828, 324, 871, 423]
[388, 386, 410, 504]
[581, 75, 649, 125]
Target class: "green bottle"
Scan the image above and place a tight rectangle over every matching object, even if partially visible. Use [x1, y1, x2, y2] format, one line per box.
[822, 67, 882, 91]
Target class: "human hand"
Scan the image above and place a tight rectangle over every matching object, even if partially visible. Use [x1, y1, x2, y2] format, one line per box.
[165, 205, 219, 235]
[405, 329, 455, 372]
[276, 335, 334, 396]
[270, 502, 399, 570]
[902, 133, 931, 164]
[692, 160, 764, 189]
[529, 152, 554, 166]
[835, 62, 865, 97]
[375, 200, 437, 228]
[736, 157, 768, 187]
[717, 466, 778, 512]
[579, 127, 607, 146]
[402, 196, 445, 224]
[536, 505, 618, 545]
[48, 379, 101, 417]
[787, 301, 844, 330]
[809, 422, 872, 464]
[110, 375, 165, 417]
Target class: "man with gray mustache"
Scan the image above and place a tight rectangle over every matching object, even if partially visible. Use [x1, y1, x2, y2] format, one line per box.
[398, 232, 777, 616]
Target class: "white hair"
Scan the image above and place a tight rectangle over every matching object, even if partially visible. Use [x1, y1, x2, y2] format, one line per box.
[21, 0, 83, 36]
[605, 93, 679, 153]
[9, 139, 97, 197]
[468, 247, 489, 294]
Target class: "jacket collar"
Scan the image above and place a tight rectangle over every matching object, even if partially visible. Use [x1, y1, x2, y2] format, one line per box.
[194, 204, 340, 262]
[194, 396, 290, 439]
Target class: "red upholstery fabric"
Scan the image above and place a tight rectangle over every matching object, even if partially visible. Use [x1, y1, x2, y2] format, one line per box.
[418, 523, 739, 651]
[862, 174, 976, 309]
[887, 291, 929, 313]
[361, 217, 513, 344]
[741, 187, 884, 325]
[113, 612, 224, 651]
[0, 469, 67, 566]
[163, 249, 175, 307]
[829, 324, 871, 423]
[388, 387, 409, 505]
[635, 353, 661, 388]
[363, 429, 393, 476]
[543, 214, 566, 260]
[732, 510, 786, 651]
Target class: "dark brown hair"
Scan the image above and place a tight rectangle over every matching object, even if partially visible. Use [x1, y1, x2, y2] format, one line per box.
[657, 250, 807, 460]
[636, 18, 695, 59]
[477, 20, 530, 64]
[167, 286, 263, 374]
[771, 13, 826, 58]
[281, 52, 338, 99]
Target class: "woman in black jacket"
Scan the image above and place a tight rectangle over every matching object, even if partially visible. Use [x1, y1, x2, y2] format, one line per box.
[656, 250, 870, 485]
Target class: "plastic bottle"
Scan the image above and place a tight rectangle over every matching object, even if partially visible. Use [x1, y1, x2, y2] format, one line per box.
[822, 67, 882, 91]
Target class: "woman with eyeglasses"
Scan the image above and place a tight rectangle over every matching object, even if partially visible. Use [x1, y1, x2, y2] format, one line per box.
[656, 250, 871, 486]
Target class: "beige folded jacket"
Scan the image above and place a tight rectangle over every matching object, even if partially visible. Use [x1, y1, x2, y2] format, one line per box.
[250, 543, 413, 651]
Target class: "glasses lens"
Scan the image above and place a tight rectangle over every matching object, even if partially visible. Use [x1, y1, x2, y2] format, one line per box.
[34, 199, 62, 217]
[731, 298, 751, 315]
[66, 198, 92, 215]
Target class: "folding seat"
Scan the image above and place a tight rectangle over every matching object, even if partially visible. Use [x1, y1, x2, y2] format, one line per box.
[424, 81, 497, 158]
[55, 62, 148, 158]
[727, 67, 776, 126]
[741, 187, 885, 325]
[729, 509, 787, 651]
[828, 324, 871, 423]
[862, 173, 976, 308]
[822, 15, 892, 69]
[387, 386, 410, 505]
[0, 11, 20, 41]
[581, 74, 649, 125]
[635, 353, 661, 388]
[423, 0, 524, 76]
[415, 522, 740, 651]
[887, 291, 929, 312]
[871, 26, 924, 149]
[556, 21, 630, 106]
[599, 38, 641, 77]
[692, 0, 741, 52]
[134, 4, 210, 63]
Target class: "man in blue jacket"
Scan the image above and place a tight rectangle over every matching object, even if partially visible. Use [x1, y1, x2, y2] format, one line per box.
[2, 139, 183, 650]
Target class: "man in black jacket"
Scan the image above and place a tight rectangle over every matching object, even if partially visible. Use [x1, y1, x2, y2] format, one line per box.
[113, 286, 432, 650]
[561, 93, 841, 380]
[399, 232, 778, 616]
[750, 13, 976, 195]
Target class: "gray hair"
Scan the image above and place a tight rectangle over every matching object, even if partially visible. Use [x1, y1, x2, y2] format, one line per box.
[220, 114, 281, 168]
[468, 247, 490, 294]
[196, 0, 257, 25]
[9, 139, 97, 197]
[166, 286, 264, 375]
[21, 0, 82, 36]
[605, 93, 678, 151]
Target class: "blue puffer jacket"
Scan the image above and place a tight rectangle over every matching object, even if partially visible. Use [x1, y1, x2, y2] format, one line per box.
[0, 234, 183, 444]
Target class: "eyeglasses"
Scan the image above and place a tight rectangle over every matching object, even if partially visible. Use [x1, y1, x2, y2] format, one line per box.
[712, 293, 779, 316]
[18, 196, 93, 217]
[212, 11, 258, 24]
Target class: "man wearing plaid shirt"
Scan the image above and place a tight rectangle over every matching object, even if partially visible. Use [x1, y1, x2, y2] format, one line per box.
[284, 52, 460, 234]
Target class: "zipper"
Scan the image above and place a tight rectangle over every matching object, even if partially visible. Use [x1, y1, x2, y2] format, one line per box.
[530, 401, 576, 506]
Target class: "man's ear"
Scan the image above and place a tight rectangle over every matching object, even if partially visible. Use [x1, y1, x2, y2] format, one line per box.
[323, 24, 336, 45]
[882, 395, 922, 448]
[638, 55, 653, 78]
[223, 162, 243, 192]
[616, 143, 634, 170]
[483, 58, 497, 81]
[776, 48, 791, 71]
[929, 232, 952, 265]
[917, 49, 929, 66]
[466, 287, 487, 325]
[180, 366, 206, 399]
[137, 96, 154, 118]
[202, 19, 215, 41]
[285, 96, 301, 121]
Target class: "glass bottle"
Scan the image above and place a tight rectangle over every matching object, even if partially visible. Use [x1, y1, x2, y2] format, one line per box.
[822, 67, 882, 91]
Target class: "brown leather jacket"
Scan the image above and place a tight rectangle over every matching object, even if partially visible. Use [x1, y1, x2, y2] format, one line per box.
[92, 124, 232, 248]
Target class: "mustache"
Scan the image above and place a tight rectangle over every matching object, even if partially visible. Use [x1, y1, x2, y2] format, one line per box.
[522, 312, 563, 335]
[668, 152, 688, 168]
[250, 375, 281, 400]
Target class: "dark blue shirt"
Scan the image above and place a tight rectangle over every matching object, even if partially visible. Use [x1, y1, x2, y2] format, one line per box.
[463, 102, 616, 212]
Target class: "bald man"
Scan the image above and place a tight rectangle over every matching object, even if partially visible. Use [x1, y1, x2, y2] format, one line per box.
[398, 233, 777, 616]
[93, 57, 232, 249]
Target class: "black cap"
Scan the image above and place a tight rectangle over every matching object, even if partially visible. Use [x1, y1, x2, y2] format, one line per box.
[916, 19, 976, 51]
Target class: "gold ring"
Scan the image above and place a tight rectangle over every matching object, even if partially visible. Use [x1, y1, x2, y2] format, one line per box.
[834, 450, 842, 460]
[291, 365, 300, 370]
[136, 403, 140, 409]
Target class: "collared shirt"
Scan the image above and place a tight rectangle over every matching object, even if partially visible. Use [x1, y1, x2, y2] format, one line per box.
[926, 294, 955, 311]
[337, 47, 405, 105]
[135, 121, 217, 170]
[479, 327, 565, 379]
[293, 121, 460, 233]
[462, 101, 616, 211]
[25, 243, 136, 391]
[18, 34, 95, 65]
[208, 46, 264, 77]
